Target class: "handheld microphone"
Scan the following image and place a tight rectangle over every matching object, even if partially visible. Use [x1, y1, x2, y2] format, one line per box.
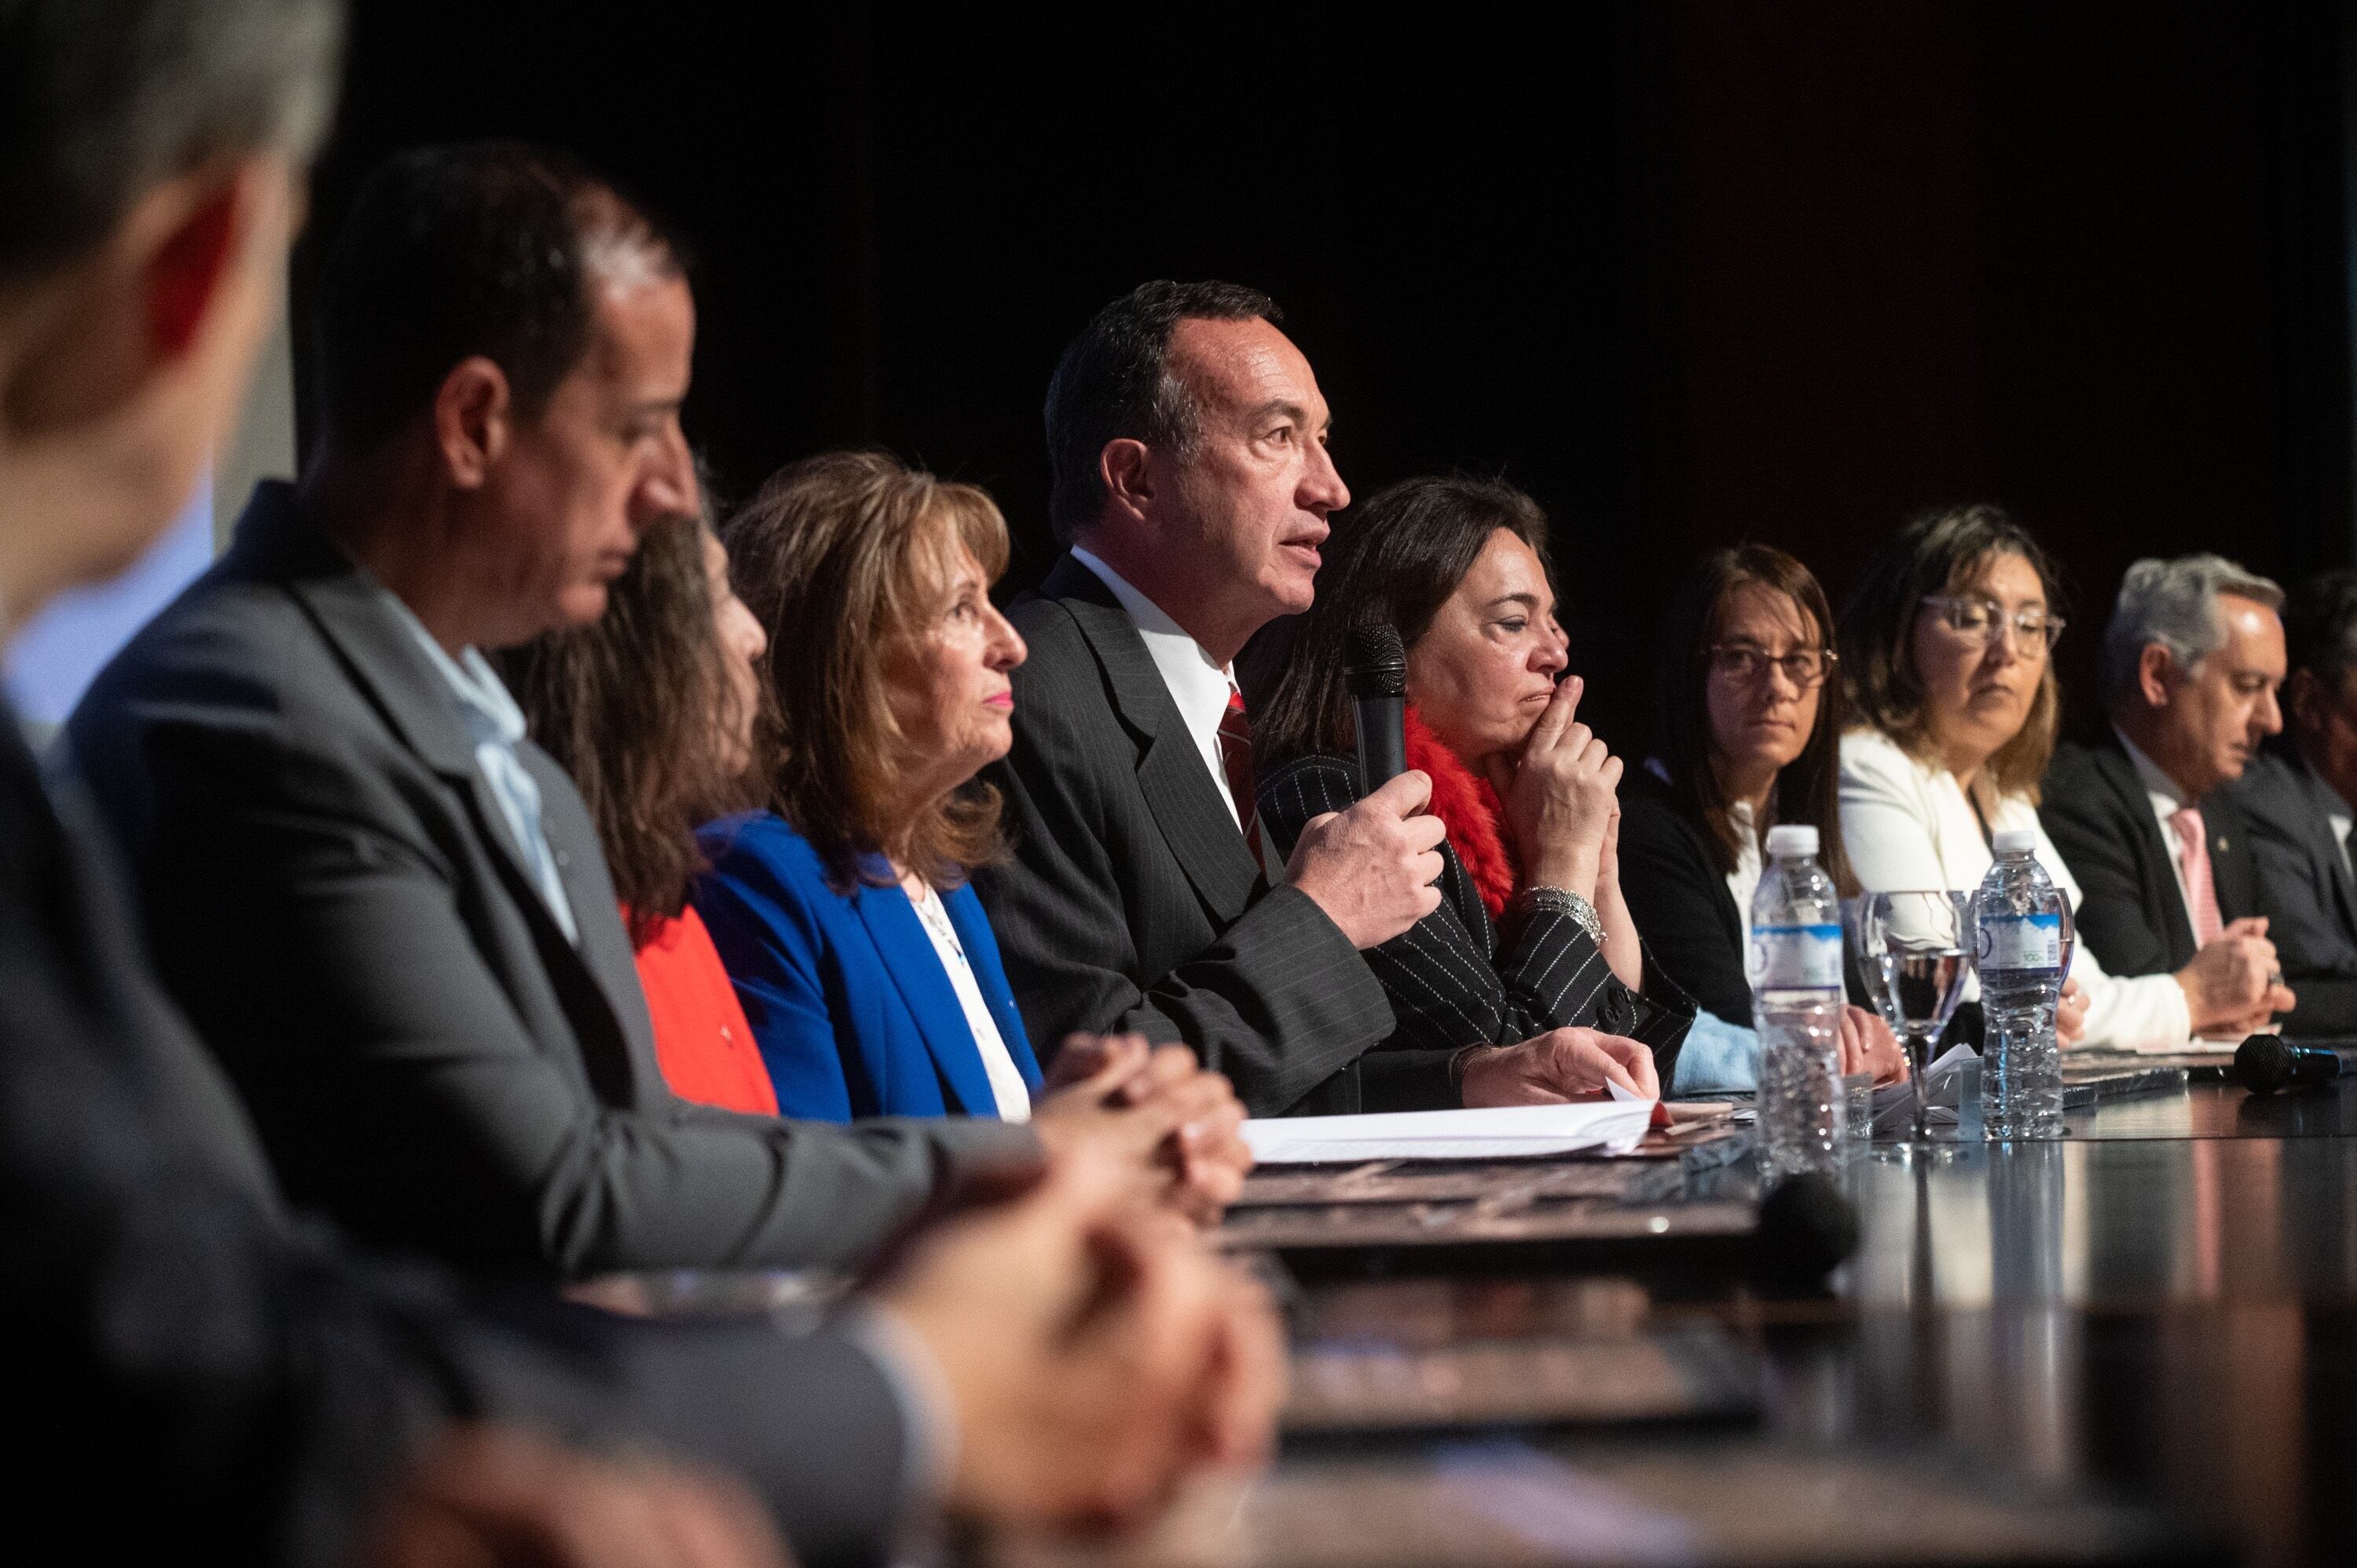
[2234, 1034, 2341, 1094]
[1343, 623, 1409, 793]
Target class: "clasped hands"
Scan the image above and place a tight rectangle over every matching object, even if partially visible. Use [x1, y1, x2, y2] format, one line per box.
[869, 1031, 1278, 1537]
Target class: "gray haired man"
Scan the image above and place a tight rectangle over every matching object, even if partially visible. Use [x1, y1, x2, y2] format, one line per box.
[2041, 554, 2296, 1038]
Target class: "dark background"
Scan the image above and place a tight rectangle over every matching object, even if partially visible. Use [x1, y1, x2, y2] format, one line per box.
[299, 0, 2357, 749]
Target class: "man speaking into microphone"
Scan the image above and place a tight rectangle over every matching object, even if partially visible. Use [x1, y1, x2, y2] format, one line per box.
[974, 281, 1449, 1119]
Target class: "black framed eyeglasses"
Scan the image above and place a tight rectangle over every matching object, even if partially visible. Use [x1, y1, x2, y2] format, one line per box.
[1705, 644, 1836, 688]
[1919, 595, 2066, 652]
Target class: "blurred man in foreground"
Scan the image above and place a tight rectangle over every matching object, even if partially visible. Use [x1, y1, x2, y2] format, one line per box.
[0, 2, 1278, 1563]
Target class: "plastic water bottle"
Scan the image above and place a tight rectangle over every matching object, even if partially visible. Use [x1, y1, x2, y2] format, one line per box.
[1973, 828, 2069, 1139]
[1749, 824, 1847, 1178]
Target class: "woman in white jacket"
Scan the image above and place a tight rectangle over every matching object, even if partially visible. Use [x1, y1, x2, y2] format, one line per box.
[1836, 505, 2188, 1050]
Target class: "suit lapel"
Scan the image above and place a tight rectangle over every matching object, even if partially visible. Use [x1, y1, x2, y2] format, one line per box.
[1039, 555, 1263, 923]
[851, 875, 1003, 1116]
[242, 486, 641, 1097]
[2095, 738, 2197, 964]
[2297, 759, 2357, 939]
[2205, 790, 2256, 921]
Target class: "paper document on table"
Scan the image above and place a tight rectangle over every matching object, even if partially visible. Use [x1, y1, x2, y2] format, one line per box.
[1241, 1099, 1657, 1165]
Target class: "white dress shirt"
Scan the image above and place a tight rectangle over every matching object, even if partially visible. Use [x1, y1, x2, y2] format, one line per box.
[907, 881, 1032, 1121]
[2115, 727, 2198, 925]
[383, 591, 578, 943]
[1069, 546, 1245, 830]
[1838, 727, 2193, 1049]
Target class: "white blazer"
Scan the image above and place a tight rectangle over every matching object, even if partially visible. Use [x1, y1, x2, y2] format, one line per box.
[1838, 727, 2192, 1050]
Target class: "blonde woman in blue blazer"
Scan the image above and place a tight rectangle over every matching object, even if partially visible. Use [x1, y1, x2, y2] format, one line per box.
[691, 453, 1053, 1122]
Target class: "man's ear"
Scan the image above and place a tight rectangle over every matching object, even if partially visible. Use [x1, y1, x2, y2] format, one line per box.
[1099, 438, 1155, 526]
[144, 180, 244, 362]
[433, 357, 511, 489]
[2136, 641, 2176, 709]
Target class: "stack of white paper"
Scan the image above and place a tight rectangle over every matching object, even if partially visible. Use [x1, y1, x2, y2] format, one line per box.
[1241, 1099, 1656, 1165]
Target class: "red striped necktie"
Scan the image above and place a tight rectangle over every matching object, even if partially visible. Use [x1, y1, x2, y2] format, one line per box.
[1218, 683, 1262, 863]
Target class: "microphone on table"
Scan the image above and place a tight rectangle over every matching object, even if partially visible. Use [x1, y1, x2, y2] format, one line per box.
[1748, 1171, 1860, 1292]
[1344, 623, 1409, 793]
[2234, 1033, 2341, 1094]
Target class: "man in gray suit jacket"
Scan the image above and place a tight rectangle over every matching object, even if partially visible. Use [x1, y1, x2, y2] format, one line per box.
[2226, 570, 2357, 1035]
[67, 145, 1039, 1277]
[977, 282, 1453, 1117]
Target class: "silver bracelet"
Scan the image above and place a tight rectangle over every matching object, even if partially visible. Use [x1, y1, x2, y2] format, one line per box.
[1508, 885, 1606, 946]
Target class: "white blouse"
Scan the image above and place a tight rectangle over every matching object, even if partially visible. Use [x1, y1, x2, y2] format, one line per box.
[1838, 727, 2193, 1050]
[908, 883, 1033, 1121]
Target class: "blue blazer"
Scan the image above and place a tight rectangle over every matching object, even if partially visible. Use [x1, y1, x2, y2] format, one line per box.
[691, 812, 1044, 1122]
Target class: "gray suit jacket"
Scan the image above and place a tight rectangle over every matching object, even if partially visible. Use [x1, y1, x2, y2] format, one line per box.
[66, 482, 1035, 1277]
[4, 706, 918, 1568]
[2223, 749, 2357, 1035]
[974, 555, 1395, 1116]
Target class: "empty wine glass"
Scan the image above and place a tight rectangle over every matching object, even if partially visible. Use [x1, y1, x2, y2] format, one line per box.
[1849, 891, 1973, 1143]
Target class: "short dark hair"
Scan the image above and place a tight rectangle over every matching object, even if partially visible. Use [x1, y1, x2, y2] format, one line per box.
[0, 0, 343, 282]
[1837, 502, 2066, 804]
[2283, 568, 2357, 687]
[1255, 474, 1551, 771]
[312, 141, 682, 448]
[1043, 279, 1280, 545]
[1654, 544, 1854, 896]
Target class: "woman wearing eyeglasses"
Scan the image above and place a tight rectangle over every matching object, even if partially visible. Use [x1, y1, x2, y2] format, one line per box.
[1618, 546, 1908, 1091]
[1834, 503, 2203, 1047]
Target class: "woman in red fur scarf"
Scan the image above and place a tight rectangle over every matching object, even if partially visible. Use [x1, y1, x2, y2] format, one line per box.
[1253, 476, 1694, 1109]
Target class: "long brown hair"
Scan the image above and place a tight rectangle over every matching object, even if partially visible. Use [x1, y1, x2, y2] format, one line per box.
[501, 511, 755, 944]
[1257, 474, 1552, 769]
[724, 451, 1013, 892]
[1654, 545, 1855, 896]
[1837, 503, 2064, 808]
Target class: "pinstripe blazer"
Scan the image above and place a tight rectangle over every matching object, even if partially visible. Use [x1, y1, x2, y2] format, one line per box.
[1259, 752, 1693, 1087]
[973, 555, 1397, 1118]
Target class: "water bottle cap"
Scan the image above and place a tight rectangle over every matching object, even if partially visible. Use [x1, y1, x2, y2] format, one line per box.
[1765, 823, 1819, 857]
[1991, 828, 2040, 855]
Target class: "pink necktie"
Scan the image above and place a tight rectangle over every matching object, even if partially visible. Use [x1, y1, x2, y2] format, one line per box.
[2170, 804, 2224, 947]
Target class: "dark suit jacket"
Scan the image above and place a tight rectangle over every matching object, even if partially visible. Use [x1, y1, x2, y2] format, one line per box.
[2039, 735, 2254, 979]
[973, 555, 1395, 1117]
[1615, 772, 1752, 1026]
[2223, 750, 2357, 1035]
[1256, 752, 1690, 1101]
[3, 705, 922, 1568]
[66, 482, 1034, 1277]
[694, 811, 1043, 1120]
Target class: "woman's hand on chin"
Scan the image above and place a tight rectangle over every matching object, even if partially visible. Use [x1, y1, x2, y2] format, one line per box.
[1483, 676, 1620, 902]
[1458, 1027, 1660, 1107]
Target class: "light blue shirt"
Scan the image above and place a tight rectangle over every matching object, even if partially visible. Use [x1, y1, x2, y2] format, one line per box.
[1671, 1009, 1759, 1094]
[383, 593, 578, 944]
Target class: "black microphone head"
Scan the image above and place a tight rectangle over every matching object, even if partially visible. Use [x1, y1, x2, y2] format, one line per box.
[1343, 623, 1407, 699]
[1749, 1171, 1859, 1291]
[2236, 1033, 2296, 1094]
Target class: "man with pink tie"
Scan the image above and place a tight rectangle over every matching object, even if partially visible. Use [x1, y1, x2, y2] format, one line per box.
[2041, 555, 2297, 1037]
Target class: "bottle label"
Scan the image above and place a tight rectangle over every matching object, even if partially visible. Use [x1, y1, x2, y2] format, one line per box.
[1978, 911, 2062, 970]
[1749, 922, 1844, 989]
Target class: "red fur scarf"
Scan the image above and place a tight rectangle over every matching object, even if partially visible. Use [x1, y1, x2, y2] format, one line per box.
[1402, 705, 1521, 920]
